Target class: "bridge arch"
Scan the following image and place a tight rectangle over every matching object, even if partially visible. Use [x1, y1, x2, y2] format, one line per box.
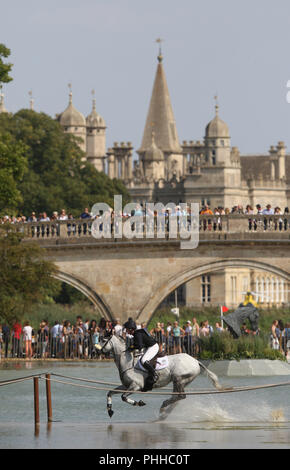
[137, 259, 290, 324]
[54, 271, 113, 321]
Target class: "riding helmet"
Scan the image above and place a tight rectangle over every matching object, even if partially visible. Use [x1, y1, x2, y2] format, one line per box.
[123, 317, 136, 330]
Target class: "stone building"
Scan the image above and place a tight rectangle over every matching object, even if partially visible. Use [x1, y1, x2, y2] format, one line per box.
[1, 53, 289, 309]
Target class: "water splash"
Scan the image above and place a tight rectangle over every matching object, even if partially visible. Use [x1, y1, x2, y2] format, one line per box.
[157, 398, 287, 424]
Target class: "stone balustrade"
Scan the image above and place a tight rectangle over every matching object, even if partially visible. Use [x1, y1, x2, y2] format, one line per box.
[13, 214, 290, 241]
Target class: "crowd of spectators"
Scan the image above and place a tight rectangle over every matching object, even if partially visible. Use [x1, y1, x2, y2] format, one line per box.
[0, 316, 219, 360]
[0, 203, 289, 226]
[200, 204, 289, 216]
[0, 316, 119, 360]
[0, 208, 92, 225]
[1, 315, 290, 360]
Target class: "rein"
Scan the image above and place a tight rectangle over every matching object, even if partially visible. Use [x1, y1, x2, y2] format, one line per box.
[101, 336, 139, 379]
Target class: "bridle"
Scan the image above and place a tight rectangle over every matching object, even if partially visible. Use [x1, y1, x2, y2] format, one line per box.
[99, 334, 136, 379]
[99, 335, 113, 354]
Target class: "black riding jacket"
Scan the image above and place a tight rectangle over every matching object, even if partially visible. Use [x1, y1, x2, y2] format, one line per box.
[132, 328, 157, 350]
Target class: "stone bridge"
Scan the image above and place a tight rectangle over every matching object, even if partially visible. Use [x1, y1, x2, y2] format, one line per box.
[23, 214, 290, 324]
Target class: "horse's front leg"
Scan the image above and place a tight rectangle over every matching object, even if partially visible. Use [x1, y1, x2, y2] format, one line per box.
[121, 384, 146, 408]
[107, 385, 127, 418]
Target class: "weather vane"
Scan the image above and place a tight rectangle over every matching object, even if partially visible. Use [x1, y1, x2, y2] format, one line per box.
[91, 89, 96, 109]
[68, 83, 72, 103]
[214, 94, 219, 114]
[156, 38, 164, 62]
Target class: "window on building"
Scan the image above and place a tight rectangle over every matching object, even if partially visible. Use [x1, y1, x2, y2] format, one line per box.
[242, 276, 249, 293]
[231, 276, 237, 303]
[201, 275, 211, 303]
[212, 156, 216, 165]
[255, 276, 286, 304]
[220, 140, 224, 146]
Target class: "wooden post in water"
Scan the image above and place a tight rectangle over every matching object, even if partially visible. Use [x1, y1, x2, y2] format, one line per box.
[33, 377, 40, 426]
[45, 374, 52, 422]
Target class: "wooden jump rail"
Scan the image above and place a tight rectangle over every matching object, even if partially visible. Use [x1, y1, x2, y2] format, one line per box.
[0, 373, 52, 428]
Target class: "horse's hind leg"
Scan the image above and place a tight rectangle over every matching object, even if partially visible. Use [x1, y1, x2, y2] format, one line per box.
[160, 380, 186, 412]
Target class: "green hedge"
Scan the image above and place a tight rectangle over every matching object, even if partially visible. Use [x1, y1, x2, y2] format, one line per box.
[198, 332, 286, 361]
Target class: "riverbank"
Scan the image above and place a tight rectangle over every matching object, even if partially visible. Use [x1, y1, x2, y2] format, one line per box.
[207, 359, 290, 376]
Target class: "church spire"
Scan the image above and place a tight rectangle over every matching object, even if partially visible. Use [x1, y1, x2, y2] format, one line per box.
[138, 43, 181, 155]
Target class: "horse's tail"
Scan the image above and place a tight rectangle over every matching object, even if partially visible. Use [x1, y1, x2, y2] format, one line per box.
[197, 361, 223, 390]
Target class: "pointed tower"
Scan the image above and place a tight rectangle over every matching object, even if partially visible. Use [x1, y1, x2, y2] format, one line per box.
[138, 45, 183, 180]
[143, 130, 165, 181]
[86, 90, 106, 172]
[58, 84, 87, 153]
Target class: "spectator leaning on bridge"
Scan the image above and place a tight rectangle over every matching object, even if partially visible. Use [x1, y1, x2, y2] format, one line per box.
[59, 209, 68, 220]
[262, 204, 274, 215]
[80, 207, 91, 219]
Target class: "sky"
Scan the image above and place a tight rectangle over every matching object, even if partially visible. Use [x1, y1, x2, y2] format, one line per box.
[2, 0, 290, 155]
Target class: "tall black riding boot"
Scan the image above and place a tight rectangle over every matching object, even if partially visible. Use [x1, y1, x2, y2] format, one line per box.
[142, 361, 158, 392]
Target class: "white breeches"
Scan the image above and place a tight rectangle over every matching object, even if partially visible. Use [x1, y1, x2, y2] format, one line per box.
[141, 343, 159, 364]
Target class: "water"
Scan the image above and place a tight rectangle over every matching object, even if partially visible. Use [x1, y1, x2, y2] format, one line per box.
[0, 361, 290, 449]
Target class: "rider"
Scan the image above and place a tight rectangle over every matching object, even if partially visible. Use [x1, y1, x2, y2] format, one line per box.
[123, 317, 159, 391]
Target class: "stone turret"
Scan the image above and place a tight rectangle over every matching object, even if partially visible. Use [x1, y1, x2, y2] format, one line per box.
[58, 86, 87, 153]
[204, 99, 231, 167]
[276, 141, 286, 180]
[86, 90, 106, 172]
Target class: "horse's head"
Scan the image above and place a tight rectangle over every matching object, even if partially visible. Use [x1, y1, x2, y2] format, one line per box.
[98, 333, 127, 355]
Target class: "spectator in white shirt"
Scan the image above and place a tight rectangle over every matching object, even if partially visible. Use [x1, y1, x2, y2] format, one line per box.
[23, 321, 33, 359]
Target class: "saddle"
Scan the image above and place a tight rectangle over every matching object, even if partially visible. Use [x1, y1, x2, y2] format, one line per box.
[136, 351, 168, 373]
[149, 351, 166, 369]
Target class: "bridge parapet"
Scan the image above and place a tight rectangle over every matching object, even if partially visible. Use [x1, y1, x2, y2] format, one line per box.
[15, 214, 290, 241]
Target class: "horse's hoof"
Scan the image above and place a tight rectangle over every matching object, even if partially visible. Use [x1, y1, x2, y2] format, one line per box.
[138, 400, 146, 407]
[108, 409, 114, 418]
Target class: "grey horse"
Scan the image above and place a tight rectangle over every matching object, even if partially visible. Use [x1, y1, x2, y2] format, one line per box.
[99, 334, 223, 418]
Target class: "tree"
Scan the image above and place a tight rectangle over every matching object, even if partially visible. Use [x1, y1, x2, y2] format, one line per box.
[0, 43, 13, 86]
[0, 224, 59, 325]
[0, 110, 131, 216]
[0, 133, 27, 214]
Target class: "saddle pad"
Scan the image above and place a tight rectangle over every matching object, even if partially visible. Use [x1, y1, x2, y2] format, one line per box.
[136, 356, 169, 372]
